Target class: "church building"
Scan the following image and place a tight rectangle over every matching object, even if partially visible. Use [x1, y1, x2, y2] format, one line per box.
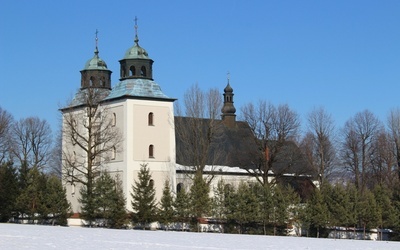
[61, 23, 316, 226]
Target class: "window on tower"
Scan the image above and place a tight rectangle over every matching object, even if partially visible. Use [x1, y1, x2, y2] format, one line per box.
[148, 112, 154, 126]
[112, 113, 116, 127]
[149, 144, 154, 158]
[111, 146, 116, 160]
[141, 66, 146, 77]
[130, 66, 136, 76]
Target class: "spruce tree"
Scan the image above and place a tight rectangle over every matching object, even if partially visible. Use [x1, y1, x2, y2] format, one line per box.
[211, 179, 228, 224]
[255, 183, 273, 235]
[174, 185, 190, 231]
[158, 180, 174, 229]
[15, 167, 46, 223]
[131, 163, 157, 228]
[108, 175, 128, 229]
[358, 189, 380, 239]
[373, 185, 396, 240]
[41, 175, 71, 225]
[0, 162, 19, 222]
[306, 188, 328, 238]
[272, 184, 299, 236]
[93, 172, 117, 227]
[79, 184, 96, 226]
[323, 183, 349, 238]
[189, 173, 211, 231]
[233, 182, 260, 234]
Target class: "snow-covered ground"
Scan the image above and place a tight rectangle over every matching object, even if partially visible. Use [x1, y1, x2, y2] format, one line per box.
[1, 223, 399, 250]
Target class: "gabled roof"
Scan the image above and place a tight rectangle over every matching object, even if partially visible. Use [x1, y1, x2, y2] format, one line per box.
[175, 116, 316, 176]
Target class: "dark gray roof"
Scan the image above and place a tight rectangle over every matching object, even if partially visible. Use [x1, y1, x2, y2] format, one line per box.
[175, 116, 315, 176]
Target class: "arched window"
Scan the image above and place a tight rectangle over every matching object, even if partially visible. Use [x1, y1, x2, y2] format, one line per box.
[111, 146, 116, 160]
[112, 113, 116, 127]
[177, 183, 184, 193]
[121, 68, 126, 78]
[148, 112, 154, 126]
[140, 66, 146, 77]
[149, 144, 154, 158]
[89, 76, 95, 86]
[149, 179, 154, 187]
[130, 66, 136, 76]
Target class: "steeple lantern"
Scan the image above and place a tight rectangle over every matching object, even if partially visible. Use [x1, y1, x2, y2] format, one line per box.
[221, 74, 237, 128]
[80, 30, 112, 90]
[119, 18, 154, 81]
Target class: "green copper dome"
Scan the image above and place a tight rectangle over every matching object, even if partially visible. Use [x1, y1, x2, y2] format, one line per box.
[83, 48, 108, 70]
[123, 35, 150, 59]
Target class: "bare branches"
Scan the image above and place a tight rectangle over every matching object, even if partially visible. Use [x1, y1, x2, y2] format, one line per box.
[175, 83, 223, 182]
[240, 101, 302, 186]
[61, 88, 122, 187]
[301, 107, 337, 184]
[0, 107, 13, 164]
[11, 117, 52, 171]
[340, 110, 383, 191]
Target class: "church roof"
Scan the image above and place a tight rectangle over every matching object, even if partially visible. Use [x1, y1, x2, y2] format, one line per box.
[104, 78, 174, 101]
[66, 88, 111, 109]
[175, 117, 258, 168]
[175, 116, 315, 176]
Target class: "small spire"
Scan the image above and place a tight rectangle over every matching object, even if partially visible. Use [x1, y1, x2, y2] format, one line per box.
[94, 29, 99, 56]
[134, 16, 139, 45]
[227, 71, 230, 84]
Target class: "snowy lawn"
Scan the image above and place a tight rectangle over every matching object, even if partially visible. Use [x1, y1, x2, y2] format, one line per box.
[0, 223, 399, 249]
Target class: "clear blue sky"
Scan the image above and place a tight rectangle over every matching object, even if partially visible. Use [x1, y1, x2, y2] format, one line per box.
[1, 0, 400, 135]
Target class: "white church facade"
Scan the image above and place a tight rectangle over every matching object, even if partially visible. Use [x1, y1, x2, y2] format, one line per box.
[61, 25, 317, 226]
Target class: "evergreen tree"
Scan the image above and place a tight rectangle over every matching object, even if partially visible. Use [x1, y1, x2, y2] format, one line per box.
[131, 163, 157, 228]
[256, 183, 273, 235]
[41, 175, 71, 225]
[189, 173, 211, 219]
[93, 172, 118, 227]
[358, 189, 380, 239]
[224, 183, 238, 233]
[272, 184, 299, 236]
[323, 183, 349, 238]
[79, 184, 96, 226]
[346, 183, 360, 237]
[211, 179, 229, 228]
[159, 179, 174, 229]
[306, 188, 328, 238]
[174, 185, 190, 231]
[108, 175, 128, 229]
[233, 182, 260, 234]
[373, 185, 397, 240]
[15, 167, 46, 223]
[0, 162, 19, 222]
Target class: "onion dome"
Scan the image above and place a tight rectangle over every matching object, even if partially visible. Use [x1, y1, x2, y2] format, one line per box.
[83, 47, 109, 70]
[123, 35, 150, 59]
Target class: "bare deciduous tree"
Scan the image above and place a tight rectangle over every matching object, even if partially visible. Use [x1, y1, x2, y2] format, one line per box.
[387, 108, 400, 181]
[340, 110, 383, 192]
[0, 107, 13, 164]
[11, 117, 52, 183]
[61, 87, 122, 218]
[174, 83, 223, 183]
[368, 131, 396, 188]
[301, 107, 337, 184]
[240, 101, 302, 186]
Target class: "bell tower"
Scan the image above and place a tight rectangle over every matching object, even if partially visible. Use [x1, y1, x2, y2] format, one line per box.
[221, 73, 236, 128]
[119, 17, 154, 81]
[80, 30, 112, 90]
